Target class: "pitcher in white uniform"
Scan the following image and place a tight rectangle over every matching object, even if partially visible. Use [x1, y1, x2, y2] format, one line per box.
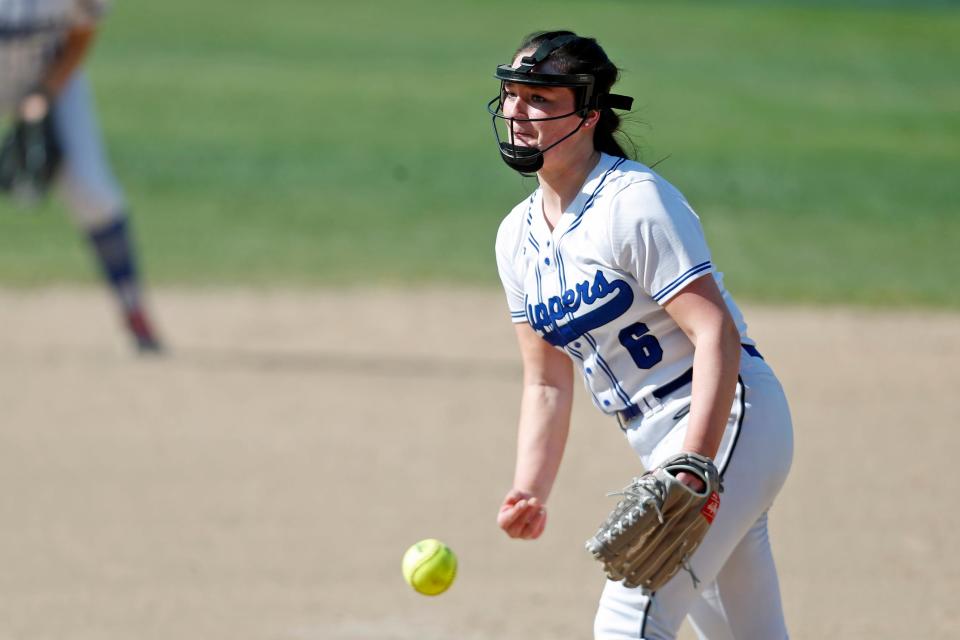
[1, 0, 161, 352]
[489, 31, 794, 639]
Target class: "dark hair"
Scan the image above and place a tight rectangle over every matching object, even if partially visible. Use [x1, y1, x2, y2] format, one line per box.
[515, 30, 633, 159]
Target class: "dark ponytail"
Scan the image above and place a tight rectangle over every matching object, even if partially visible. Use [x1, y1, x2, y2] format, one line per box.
[595, 108, 628, 158]
[515, 31, 633, 159]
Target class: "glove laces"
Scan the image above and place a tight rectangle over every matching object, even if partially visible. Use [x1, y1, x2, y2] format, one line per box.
[608, 476, 668, 525]
[681, 554, 701, 589]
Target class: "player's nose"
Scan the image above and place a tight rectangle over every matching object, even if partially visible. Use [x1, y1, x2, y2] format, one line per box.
[504, 96, 529, 119]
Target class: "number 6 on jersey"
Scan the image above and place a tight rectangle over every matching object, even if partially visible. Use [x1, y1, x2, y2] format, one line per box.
[618, 322, 663, 369]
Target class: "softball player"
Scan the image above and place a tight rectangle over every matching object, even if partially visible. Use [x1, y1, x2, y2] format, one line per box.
[1, 0, 161, 352]
[490, 31, 794, 639]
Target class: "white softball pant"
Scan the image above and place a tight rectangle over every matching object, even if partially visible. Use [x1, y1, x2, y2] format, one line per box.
[595, 352, 794, 640]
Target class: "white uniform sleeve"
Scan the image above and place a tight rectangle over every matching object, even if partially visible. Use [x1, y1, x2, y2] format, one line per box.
[608, 178, 714, 305]
[494, 209, 528, 324]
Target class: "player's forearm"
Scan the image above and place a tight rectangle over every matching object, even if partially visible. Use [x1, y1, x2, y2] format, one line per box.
[39, 24, 97, 97]
[512, 383, 573, 502]
[682, 318, 741, 460]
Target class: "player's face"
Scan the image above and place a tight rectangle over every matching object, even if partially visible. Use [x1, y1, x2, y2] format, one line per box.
[500, 54, 583, 152]
[500, 81, 579, 150]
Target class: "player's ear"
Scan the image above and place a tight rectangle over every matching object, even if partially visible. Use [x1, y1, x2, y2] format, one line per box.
[583, 109, 601, 128]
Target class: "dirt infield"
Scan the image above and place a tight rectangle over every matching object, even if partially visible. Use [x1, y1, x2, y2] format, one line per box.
[0, 288, 957, 640]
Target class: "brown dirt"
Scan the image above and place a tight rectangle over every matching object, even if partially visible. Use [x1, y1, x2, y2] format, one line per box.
[0, 287, 957, 640]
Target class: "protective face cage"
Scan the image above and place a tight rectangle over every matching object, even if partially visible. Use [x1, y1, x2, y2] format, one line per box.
[486, 34, 634, 173]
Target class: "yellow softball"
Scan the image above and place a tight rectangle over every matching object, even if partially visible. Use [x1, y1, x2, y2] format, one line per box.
[401, 538, 458, 596]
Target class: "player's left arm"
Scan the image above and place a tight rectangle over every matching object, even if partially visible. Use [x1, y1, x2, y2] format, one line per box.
[43, 23, 98, 97]
[18, 23, 98, 122]
[662, 273, 741, 489]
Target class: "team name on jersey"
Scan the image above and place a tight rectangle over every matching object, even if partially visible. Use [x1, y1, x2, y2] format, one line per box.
[527, 270, 634, 347]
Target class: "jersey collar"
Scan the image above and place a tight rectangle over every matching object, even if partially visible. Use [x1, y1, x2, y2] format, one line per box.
[534, 153, 620, 238]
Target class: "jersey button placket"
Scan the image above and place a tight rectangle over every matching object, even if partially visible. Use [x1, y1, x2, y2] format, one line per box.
[540, 254, 556, 274]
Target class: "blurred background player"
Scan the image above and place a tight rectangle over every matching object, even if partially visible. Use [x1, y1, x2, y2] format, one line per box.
[0, 0, 162, 352]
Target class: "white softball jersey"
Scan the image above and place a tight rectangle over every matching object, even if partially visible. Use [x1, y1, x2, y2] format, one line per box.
[496, 153, 754, 416]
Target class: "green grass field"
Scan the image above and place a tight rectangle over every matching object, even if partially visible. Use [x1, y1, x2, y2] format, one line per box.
[1, 0, 957, 307]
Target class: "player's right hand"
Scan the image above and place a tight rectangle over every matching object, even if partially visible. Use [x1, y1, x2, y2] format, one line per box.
[497, 489, 547, 540]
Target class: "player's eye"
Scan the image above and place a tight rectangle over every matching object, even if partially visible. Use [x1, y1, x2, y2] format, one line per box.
[529, 93, 548, 104]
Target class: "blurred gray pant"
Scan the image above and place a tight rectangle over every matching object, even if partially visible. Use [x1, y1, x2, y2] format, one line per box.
[51, 69, 126, 229]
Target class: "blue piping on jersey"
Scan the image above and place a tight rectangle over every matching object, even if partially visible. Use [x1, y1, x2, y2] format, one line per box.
[652, 261, 713, 302]
[553, 156, 627, 293]
[531, 261, 559, 338]
[564, 346, 604, 407]
[534, 263, 543, 304]
[525, 191, 539, 252]
[559, 157, 627, 242]
[551, 156, 634, 409]
[554, 156, 627, 294]
[580, 330, 634, 407]
[508, 194, 539, 322]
